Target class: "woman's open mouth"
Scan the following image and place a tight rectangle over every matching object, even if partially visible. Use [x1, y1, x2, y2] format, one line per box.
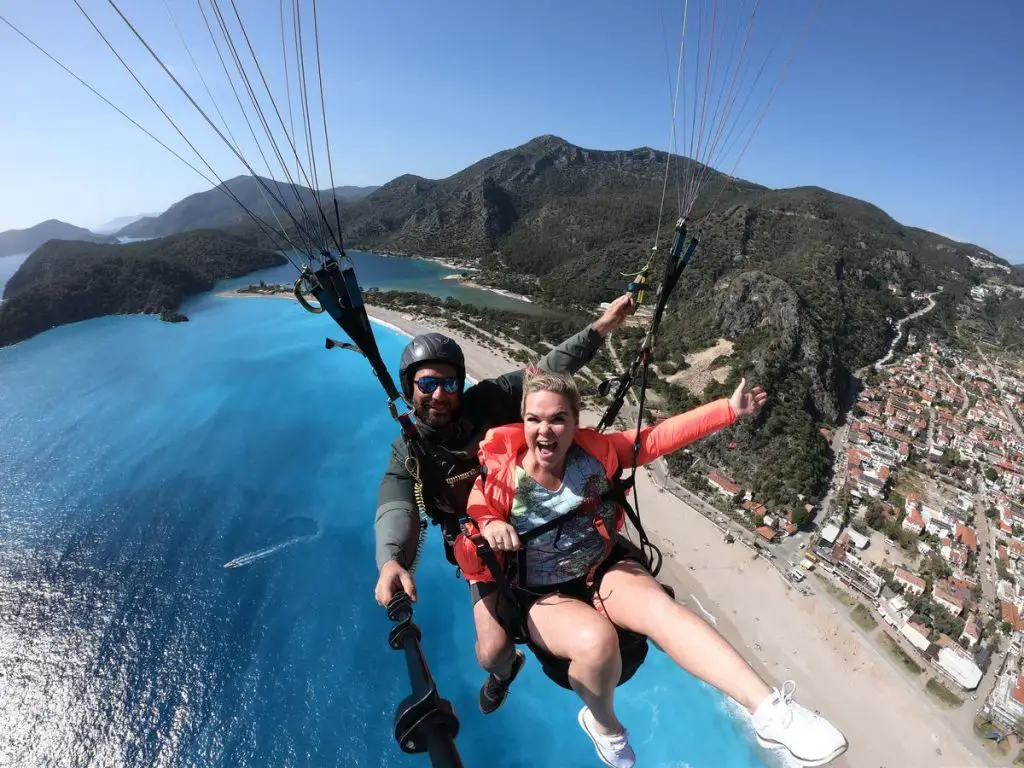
[536, 438, 557, 458]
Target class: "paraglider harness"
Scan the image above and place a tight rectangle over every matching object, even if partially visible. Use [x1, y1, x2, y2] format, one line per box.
[460, 218, 700, 690]
[302, 217, 696, 765]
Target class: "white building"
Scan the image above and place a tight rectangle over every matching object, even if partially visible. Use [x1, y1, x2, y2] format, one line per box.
[819, 523, 841, 545]
[936, 646, 983, 690]
[847, 529, 870, 550]
[901, 621, 931, 652]
[879, 594, 911, 628]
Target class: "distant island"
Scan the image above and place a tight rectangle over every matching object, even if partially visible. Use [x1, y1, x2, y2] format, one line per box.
[0, 229, 284, 348]
[93, 212, 157, 234]
[0, 219, 115, 258]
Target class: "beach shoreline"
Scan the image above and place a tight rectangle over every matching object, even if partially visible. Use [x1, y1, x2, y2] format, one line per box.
[216, 289, 523, 381]
[220, 286, 986, 767]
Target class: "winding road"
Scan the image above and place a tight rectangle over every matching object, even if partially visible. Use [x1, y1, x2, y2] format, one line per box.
[863, 289, 942, 376]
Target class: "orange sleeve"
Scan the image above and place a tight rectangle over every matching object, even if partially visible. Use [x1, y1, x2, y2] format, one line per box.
[606, 398, 737, 468]
[452, 472, 508, 583]
[466, 472, 506, 530]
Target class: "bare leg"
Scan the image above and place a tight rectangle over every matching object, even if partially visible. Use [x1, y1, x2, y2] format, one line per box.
[597, 560, 772, 712]
[473, 592, 515, 677]
[527, 593, 623, 734]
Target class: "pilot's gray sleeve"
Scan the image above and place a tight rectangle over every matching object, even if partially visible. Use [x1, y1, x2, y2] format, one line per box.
[537, 324, 605, 375]
[490, 324, 605, 403]
[374, 440, 421, 571]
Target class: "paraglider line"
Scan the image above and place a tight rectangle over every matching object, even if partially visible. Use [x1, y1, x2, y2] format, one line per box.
[161, 0, 306, 258]
[312, 0, 347, 254]
[95, 0, 325, 255]
[205, 0, 325, 255]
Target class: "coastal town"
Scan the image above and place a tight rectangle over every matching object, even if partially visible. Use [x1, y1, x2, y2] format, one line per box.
[672, 315, 1024, 761]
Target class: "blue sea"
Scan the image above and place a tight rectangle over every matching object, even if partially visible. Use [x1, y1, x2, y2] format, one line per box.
[0, 255, 779, 767]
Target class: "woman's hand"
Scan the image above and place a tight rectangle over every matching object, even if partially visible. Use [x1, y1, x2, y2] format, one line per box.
[481, 520, 521, 552]
[729, 377, 768, 418]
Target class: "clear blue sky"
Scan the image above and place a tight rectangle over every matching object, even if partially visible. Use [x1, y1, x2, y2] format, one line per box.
[1, 0, 1021, 261]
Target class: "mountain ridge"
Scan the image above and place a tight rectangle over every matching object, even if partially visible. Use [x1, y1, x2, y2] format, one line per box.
[116, 176, 378, 238]
[317, 134, 1014, 507]
[0, 219, 115, 258]
[93, 213, 158, 234]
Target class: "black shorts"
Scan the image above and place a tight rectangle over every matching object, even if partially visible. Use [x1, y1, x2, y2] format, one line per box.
[467, 540, 641, 603]
[468, 538, 657, 649]
[511, 540, 645, 615]
[469, 580, 498, 605]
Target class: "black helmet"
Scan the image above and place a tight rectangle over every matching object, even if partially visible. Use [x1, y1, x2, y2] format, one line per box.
[399, 332, 466, 399]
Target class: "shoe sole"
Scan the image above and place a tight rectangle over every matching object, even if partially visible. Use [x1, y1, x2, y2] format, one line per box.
[479, 650, 526, 715]
[755, 734, 849, 767]
[577, 707, 635, 768]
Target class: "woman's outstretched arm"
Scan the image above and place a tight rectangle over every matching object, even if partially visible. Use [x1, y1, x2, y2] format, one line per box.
[606, 378, 767, 467]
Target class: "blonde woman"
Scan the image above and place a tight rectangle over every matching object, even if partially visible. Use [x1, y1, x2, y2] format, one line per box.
[453, 370, 847, 768]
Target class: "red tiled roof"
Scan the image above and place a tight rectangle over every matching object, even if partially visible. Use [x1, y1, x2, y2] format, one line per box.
[708, 471, 741, 495]
[895, 568, 926, 590]
[955, 523, 978, 552]
[1012, 675, 1024, 708]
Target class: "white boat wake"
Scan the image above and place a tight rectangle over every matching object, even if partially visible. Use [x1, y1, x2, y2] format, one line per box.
[223, 528, 320, 569]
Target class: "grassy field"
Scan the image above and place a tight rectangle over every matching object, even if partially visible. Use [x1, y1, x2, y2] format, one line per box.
[851, 603, 879, 631]
[892, 469, 928, 501]
[926, 677, 964, 708]
[879, 632, 923, 674]
[973, 717, 1011, 757]
[817, 576, 858, 608]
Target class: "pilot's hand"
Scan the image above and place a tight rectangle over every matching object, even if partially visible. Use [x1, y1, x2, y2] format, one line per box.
[593, 293, 637, 336]
[374, 560, 416, 606]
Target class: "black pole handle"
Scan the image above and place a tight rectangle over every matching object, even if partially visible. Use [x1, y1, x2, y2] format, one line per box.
[386, 591, 465, 768]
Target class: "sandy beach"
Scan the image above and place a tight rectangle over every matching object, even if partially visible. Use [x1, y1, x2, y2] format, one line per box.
[221, 287, 987, 767]
[626, 466, 984, 768]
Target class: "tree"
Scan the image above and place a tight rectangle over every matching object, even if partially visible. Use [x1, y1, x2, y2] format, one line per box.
[923, 554, 952, 580]
[866, 504, 887, 531]
[790, 506, 812, 528]
[986, 507, 999, 520]
[889, 490, 906, 512]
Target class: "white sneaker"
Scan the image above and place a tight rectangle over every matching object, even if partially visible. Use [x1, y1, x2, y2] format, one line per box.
[577, 706, 636, 768]
[752, 681, 848, 767]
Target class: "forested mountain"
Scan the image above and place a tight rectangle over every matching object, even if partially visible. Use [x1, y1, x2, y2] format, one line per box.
[325, 135, 1011, 508]
[8, 134, 1014, 510]
[0, 230, 284, 348]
